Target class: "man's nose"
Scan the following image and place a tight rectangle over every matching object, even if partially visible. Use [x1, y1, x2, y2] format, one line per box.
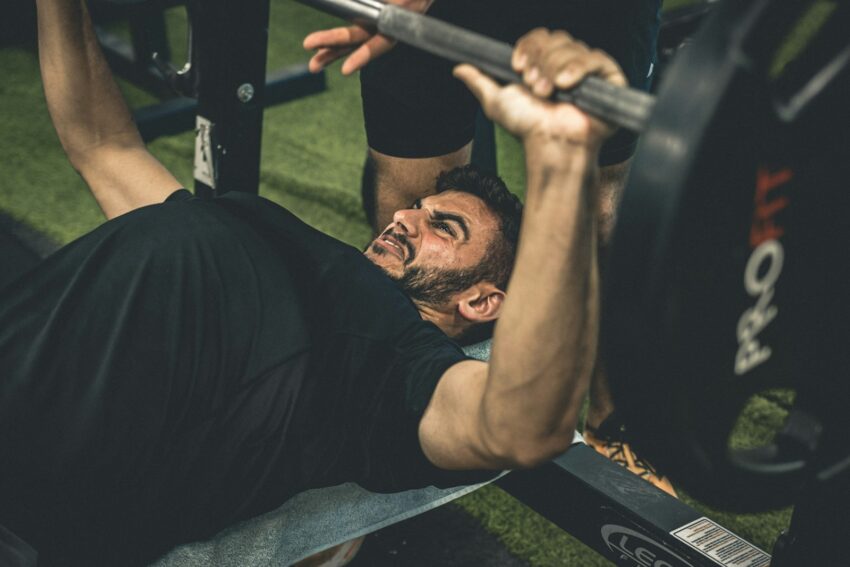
[392, 208, 422, 237]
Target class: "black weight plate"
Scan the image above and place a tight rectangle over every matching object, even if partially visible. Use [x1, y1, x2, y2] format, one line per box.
[604, 0, 850, 510]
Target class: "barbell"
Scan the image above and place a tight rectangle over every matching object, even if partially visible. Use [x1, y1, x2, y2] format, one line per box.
[297, 0, 850, 512]
[296, 0, 655, 133]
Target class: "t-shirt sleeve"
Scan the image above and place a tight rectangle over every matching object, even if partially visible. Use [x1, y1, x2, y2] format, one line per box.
[358, 320, 500, 492]
[301, 250, 501, 493]
[165, 188, 193, 202]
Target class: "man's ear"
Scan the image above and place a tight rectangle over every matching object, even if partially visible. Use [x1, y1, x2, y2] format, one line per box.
[456, 283, 505, 324]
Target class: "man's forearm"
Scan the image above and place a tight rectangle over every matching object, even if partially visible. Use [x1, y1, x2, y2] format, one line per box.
[483, 137, 600, 465]
[37, 0, 142, 165]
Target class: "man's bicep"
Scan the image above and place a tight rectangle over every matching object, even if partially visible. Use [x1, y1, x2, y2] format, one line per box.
[76, 143, 182, 219]
[418, 359, 504, 471]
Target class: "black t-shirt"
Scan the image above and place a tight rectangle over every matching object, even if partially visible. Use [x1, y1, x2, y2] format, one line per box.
[0, 190, 489, 565]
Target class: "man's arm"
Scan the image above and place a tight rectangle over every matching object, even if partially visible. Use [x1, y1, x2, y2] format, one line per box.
[419, 30, 626, 470]
[37, 0, 181, 219]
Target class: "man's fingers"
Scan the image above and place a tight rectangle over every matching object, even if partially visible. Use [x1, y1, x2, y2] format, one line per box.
[303, 26, 371, 51]
[538, 42, 588, 88]
[511, 28, 627, 95]
[513, 28, 573, 74]
[513, 28, 552, 71]
[304, 27, 395, 74]
[515, 29, 588, 97]
[453, 64, 501, 113]
[308, 47, 353, 73]
[340, 35, 396, 75]
[587, 49, 628, 87]
[553, 49, 627, 90]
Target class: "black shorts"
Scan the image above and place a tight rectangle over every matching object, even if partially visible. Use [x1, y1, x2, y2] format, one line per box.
[361, 0, 662, 166]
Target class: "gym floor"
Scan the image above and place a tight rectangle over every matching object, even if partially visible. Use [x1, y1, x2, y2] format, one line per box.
[0, 0, 793, 564]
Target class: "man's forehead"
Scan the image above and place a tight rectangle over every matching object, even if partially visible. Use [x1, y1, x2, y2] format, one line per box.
[424, 190, 488, 213]
[425, 190, 498, 232]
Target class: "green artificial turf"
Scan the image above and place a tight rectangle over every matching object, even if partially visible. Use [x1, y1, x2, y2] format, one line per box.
[0, 0, 792, 564]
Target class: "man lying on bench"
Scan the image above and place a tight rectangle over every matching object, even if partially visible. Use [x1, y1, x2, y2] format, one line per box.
[2, 1, 620, 565]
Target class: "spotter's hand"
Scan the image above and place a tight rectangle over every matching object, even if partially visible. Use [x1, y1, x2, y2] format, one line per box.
[303, 0, 433, 75]
[454, 28, 626, 147]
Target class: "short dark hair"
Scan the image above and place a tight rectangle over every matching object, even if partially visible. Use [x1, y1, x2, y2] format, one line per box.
[435, 165, 523, 291]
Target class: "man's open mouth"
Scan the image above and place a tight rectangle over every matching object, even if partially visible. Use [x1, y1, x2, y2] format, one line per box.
[378, 232, 414, 263]
[380, 234, 405, 260]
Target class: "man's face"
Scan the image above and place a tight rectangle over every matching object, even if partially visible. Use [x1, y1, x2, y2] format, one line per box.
[364, 190, 500, 305]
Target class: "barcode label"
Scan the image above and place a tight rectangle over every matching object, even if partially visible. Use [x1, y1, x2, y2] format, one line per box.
[671, 517, 770, 567]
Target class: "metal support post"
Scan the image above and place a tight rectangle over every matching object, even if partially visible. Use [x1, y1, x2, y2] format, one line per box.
[191, 0, 269, 196]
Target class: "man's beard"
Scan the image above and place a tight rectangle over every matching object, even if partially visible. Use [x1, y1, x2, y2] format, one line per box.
[388, 264, 482, 307]
[368, 230, 483, 306]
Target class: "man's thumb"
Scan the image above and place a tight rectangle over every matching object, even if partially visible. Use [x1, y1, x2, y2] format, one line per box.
[453, 64, 499, 107]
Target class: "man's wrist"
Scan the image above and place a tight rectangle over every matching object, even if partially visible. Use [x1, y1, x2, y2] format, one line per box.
[522, 134, 600, 185]
[522, 132, 602, 168]
[522, 146, 599, 219]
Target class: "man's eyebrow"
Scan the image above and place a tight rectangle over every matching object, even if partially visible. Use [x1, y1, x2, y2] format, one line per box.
[432, 210, 470, 240]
